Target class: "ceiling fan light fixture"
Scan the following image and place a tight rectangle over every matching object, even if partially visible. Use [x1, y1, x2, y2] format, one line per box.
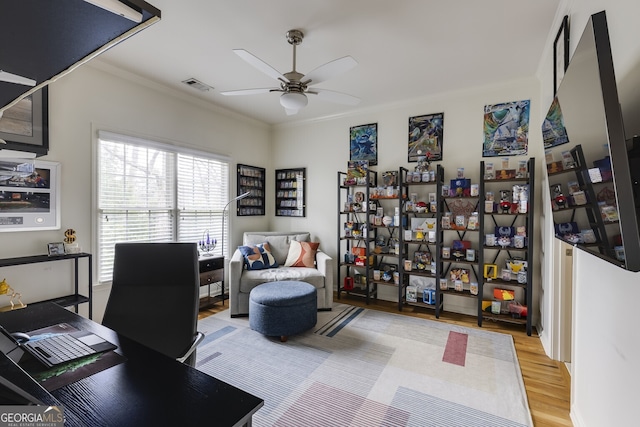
[280, 92, 307, 110]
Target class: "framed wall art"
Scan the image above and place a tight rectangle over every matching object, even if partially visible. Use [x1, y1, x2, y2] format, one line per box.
[349, 123, 377, 166]
[0, 87, 49, 156]
[408, 112, 444, 162]
[553, 15, 570, 94]
[0, 159, 60, 232]
[482, 99, 530, 157]
[237, 164, 265, 216]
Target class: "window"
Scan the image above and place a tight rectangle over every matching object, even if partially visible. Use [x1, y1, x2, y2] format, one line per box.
[96, 131, 229, 283]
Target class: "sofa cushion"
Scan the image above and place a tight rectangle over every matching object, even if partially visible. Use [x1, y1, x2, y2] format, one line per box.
[239, 267, 325, 293]
[243, 233, 310, 265]
[284, 241, 319, 267]
[238, 243, 278, 270]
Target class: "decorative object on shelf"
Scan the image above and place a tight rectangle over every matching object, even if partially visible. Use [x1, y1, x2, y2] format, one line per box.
[350, 123, 377, 166]
[47, 242, 65, 256]
[408, 112, 444, 162]
[470, 282, 478, 296]
[345, 160, 369, 185]
[63, 228, 80, 253]
[199, 229, 217, 255]
[550, 183, 567, 209]
[499, 189, 512, 213]
[450, 178, 471, 197]
[414, 201, 428, 213]
[553, 15, 570, 94]
[482, 99, 530, 157]
[237, 164, 265, 216]
[0, 278, 26, 311]
[483, 264, 498, 280]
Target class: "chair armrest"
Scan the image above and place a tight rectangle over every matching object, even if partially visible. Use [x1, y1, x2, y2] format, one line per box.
[316, 250, 334, 305]
[229, 250, 245, 316]
[177, 331, 204, 365]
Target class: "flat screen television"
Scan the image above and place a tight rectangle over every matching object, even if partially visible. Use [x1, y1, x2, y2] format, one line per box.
[543, 10, 640, 271]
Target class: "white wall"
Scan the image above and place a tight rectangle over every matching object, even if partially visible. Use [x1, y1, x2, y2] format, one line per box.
[537, 1, 640, 426]
[272, 78, 545, 319]
[0, 63, 271, 321]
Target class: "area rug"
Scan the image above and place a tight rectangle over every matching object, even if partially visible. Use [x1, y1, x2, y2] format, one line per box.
[195, 304, 533, 427]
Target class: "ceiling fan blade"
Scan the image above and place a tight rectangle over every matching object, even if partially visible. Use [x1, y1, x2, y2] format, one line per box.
[233, 49, 288, 82]
[304, 56, 357, 86]
[0, 70, 36, 86]
[309, 88, 361, 106]
[220, 88, 279, 96]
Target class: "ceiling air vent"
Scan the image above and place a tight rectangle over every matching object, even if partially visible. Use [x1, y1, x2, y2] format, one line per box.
[182, 78, 213, 92]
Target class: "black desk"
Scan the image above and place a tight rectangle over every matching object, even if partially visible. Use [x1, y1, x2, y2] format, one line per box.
[0, 303, 263, 427]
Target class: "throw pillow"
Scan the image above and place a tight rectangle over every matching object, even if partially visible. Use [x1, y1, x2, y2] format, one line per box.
[284, 241, 319, 267]
[238, 243, 278, 270]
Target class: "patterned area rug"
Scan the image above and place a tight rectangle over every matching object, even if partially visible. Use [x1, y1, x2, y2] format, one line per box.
[196, 304, 533, 427]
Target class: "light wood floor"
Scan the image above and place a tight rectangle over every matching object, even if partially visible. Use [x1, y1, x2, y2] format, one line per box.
[199, 294, 572, 427]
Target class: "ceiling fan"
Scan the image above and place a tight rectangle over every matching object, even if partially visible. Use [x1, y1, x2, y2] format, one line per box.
[221, 29, 360, 115]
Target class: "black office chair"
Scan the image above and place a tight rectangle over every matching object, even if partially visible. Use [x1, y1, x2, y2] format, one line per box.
[103, 242, 204, 367]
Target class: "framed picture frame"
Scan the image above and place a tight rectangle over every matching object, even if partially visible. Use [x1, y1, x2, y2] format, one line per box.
[408, 112, 444, 162]
[47, 242, 65, 256]
[349, 123, 377, 166]
[553, 15, 570, 94]
[482, 100, 530, 157]
[0, 159, 61, 232]
[0, 87, 49, 156]
[237, 164, 265, 216]
[275, 167, 306, 217]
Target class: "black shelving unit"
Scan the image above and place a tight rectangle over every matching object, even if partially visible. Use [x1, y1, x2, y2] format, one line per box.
[0, 253, 93, 319]
[398, 165, 443, 313]
[337, 169, 378, 304]
[436, 183, 481, 321]
[479, 158, 535, 335]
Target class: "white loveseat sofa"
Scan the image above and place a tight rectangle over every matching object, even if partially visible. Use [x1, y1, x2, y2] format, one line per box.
[229, 231, 333, 317]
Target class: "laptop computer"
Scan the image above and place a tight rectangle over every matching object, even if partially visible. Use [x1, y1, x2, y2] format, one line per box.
[0, 323, 117, 368]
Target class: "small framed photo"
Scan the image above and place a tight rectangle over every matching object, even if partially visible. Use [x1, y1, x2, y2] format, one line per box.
[47, 242, 65, 256]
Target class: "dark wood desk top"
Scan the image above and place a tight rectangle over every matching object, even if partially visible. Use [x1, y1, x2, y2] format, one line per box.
[0, 303, 263, 427]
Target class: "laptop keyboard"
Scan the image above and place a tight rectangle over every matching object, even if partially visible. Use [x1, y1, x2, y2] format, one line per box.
[27, 334, 97, 365]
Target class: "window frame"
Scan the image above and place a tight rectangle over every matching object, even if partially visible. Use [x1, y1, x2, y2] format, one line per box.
[93, 129, 230, 285]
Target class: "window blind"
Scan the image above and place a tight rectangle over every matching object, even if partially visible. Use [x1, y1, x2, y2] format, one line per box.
[97, 132, 229, 283]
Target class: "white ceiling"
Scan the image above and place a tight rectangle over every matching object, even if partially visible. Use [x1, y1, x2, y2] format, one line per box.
[96, 0, 562, 125]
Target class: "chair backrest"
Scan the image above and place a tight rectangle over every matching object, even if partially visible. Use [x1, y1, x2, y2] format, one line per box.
[103, 242, 200, 361]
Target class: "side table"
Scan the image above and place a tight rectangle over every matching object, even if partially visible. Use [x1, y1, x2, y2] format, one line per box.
[198, 255, 225, 310]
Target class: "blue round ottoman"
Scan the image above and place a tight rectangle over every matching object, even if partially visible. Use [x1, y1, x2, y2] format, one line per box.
[249, 281, 317, 342]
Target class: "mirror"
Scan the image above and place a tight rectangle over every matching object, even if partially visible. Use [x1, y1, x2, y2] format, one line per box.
[542, 11, 640, 271]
